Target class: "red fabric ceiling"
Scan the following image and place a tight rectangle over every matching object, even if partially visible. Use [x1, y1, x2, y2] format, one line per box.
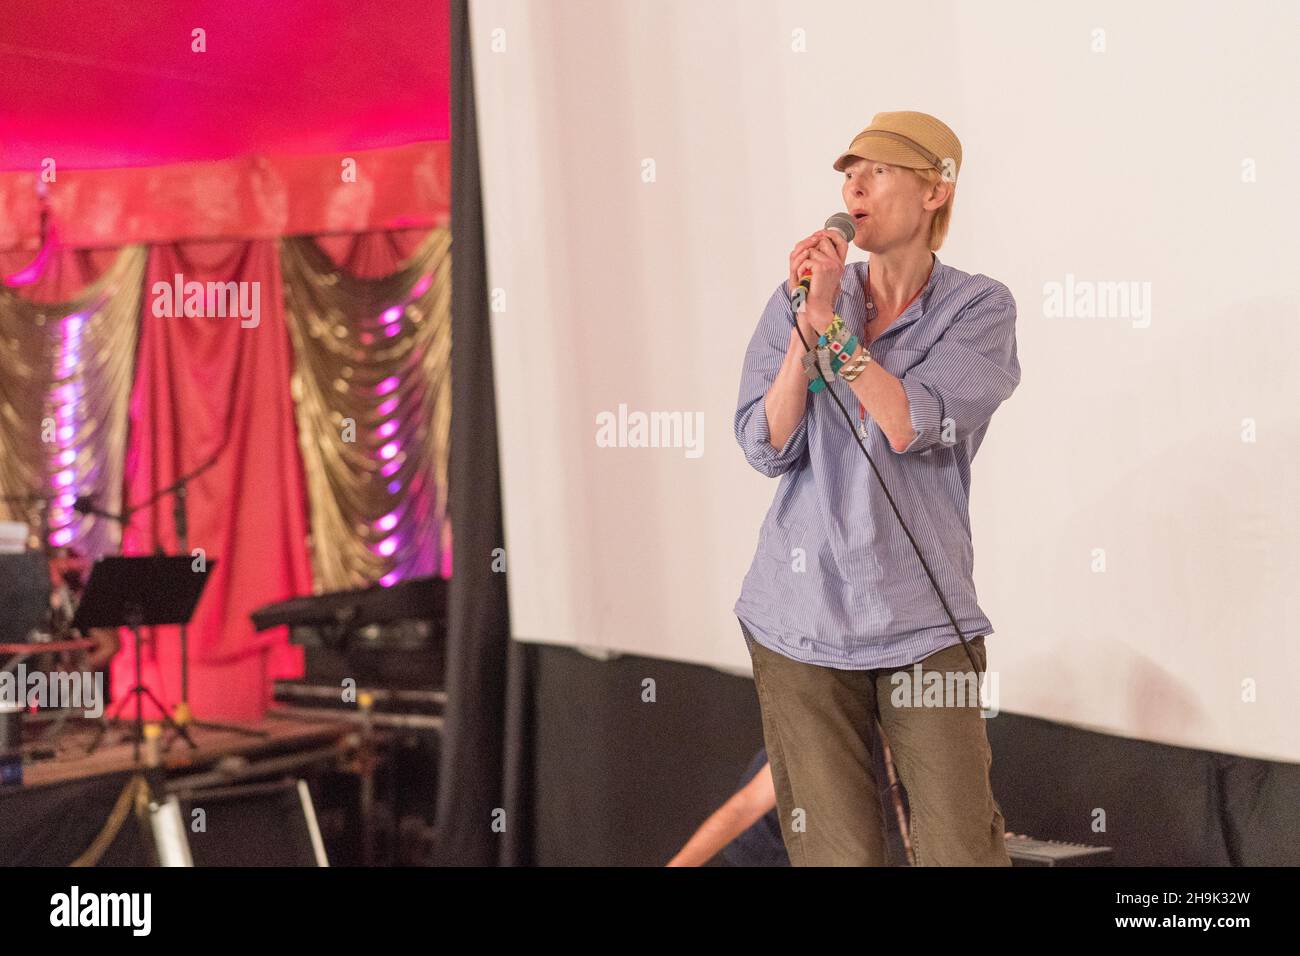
[0, 0, 449, 172]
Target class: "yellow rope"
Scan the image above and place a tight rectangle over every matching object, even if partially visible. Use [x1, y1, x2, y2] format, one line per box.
[70, 773, 149, 867]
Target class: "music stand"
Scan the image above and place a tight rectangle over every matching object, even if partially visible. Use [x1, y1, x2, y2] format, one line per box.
[73, 556, 214, 762]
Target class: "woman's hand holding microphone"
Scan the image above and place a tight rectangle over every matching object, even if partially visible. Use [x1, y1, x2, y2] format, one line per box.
[788, 228, 849, 347]
[765, 226, 851, 452]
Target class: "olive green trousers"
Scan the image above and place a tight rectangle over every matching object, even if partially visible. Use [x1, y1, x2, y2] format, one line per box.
[741, 621, 1011, 867]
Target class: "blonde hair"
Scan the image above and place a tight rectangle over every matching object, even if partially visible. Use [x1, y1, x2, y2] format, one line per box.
[911, 167, 956, 251]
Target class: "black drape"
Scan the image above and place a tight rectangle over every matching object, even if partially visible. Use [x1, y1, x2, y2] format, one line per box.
[434, 0, 534, 866]
[0, 772, 152, 865]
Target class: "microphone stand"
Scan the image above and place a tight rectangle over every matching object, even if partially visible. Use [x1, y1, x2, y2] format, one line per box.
[160, 455, 266, 745]
[79, 447, 268, 748]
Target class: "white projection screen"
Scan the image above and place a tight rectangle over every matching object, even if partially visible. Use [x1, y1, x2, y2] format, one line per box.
[470, 0, 1300, 763]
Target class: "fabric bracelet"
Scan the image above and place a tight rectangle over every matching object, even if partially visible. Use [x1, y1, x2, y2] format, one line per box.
[805, 331, 860, 393]
[818, 313, 845, 347]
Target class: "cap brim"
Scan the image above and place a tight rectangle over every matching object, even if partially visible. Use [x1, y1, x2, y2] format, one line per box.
[833, 133, 935, 172]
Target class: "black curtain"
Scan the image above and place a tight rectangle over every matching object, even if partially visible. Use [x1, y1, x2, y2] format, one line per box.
[433, 0, 534, 867]
[0, 771, 152, 865]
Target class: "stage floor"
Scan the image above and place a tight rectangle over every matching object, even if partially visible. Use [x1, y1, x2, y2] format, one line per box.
[17, 708, 354, 790]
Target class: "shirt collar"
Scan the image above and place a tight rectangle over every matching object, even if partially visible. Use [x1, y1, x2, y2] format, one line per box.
[836, 254, 943, 343]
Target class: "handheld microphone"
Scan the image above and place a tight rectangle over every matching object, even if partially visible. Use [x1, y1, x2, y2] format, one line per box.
[791, 212, 858, 311]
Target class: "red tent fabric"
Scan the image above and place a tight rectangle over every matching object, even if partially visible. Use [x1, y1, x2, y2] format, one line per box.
[0, 2, 451, 719]
[0, 1, 450, 248]
[0, 0, 448, 170]
[0, 143, 449, 250]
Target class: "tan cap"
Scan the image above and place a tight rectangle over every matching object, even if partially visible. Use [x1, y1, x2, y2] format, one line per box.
[832, 111, 962, 182]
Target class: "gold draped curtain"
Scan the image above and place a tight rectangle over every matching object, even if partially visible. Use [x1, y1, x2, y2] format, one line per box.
[0, 247, 146, 556]
[281, 229, 451, 591]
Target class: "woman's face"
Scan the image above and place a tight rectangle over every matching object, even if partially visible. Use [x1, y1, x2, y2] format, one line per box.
[841, 157, 940, 253]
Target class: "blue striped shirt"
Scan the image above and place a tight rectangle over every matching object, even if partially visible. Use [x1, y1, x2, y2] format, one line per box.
[733, 255, 1020, 670]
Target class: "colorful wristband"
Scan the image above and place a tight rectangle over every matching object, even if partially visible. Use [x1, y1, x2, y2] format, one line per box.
[818, 313, 845, 347]
[805, 334, 860, 393]
[839, 346, 873, 382]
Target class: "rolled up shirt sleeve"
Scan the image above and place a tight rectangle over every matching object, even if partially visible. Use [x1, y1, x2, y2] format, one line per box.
[735, 283, 810, 477]
[896, 283, 1021, 455]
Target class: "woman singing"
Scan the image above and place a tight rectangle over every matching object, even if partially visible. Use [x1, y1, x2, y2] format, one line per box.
[733, 111, 1020, 866]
